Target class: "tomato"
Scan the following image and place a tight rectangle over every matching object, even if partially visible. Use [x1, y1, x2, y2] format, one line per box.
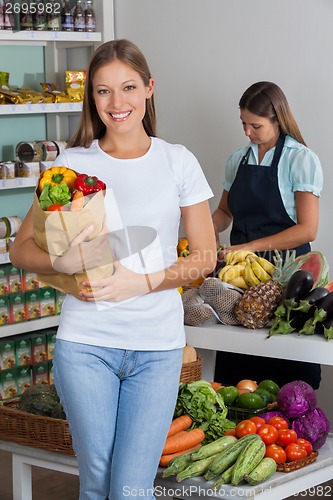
[296, 438, 313, 456]
[47, 204, 64, 211]
[249, 416, 266, 429]
[267, 416, 289, 430]
[265, 444, 287, 464]
[276, 429, 297, 447]
[285, 443, 307, 462]
[256, 424, 279, 445]
[224, 429, 236, 437]
[235, 419, 257, 438]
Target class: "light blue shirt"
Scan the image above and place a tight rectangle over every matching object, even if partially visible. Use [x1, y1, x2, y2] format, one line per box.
[223, 135, 323, 222]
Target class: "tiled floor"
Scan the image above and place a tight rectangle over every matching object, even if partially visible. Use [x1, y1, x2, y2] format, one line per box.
[0, 448, 332, 499]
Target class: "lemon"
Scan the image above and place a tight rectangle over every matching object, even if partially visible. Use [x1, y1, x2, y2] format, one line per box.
[258, 379, 280, 396]
[217, 386, 239, 405]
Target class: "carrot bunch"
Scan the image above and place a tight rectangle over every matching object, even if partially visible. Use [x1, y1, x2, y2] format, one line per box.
[159, 415, 205, 467]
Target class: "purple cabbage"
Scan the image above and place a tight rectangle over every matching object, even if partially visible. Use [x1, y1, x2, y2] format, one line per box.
[276, 380, 317, 418]
[292, 407, 330, 450]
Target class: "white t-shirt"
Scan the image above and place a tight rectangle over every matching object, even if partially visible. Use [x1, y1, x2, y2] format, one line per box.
[53, 137, 213, 350]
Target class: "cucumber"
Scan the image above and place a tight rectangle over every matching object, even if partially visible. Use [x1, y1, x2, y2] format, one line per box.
[204, 434, 260, 481]
[231, 438, 266, 485]
[190, 435, 237, 461]
[244, 457, 277, 485]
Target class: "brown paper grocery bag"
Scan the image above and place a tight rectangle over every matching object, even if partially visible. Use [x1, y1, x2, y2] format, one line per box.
[32, 189, 114, 301]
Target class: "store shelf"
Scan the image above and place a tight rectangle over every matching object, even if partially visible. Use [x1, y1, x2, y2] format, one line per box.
[0, 102, 82, 116]
[185, 323, 333, 366]
[0, 178, 38, 190]
[0, 315, 59, 339]
[0, 30, 101, 44]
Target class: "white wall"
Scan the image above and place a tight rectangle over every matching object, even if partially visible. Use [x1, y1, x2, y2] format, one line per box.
[113, 0, 333, 418]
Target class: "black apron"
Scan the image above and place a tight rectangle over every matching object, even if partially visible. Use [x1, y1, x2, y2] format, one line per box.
[214, 135, 321, 389]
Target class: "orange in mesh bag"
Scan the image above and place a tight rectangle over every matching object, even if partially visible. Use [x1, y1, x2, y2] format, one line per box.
[199, 277, 242, 325]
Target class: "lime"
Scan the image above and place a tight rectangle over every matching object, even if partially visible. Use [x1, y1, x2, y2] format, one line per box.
[217, 386, 239, 405]
[258, 379, 280, 396]
[236, 392, 265, 410]
[253, 388, 276, 406]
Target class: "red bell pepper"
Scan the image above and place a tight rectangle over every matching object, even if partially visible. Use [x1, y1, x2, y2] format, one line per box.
[74, 173, 106, 195]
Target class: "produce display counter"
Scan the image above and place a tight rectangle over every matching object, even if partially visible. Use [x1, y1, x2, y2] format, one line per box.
[156, 436, 333, 499]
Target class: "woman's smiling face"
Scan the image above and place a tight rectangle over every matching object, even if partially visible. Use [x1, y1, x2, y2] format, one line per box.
[92, 59, 154, 135]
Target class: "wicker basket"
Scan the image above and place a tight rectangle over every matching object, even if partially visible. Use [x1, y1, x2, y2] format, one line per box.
[0, 399, 74, 455]
[276, 451, 319, 473]
[180, 355, 203, 383]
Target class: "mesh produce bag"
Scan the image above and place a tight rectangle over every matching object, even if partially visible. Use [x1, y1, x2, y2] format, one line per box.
[182, 288, 220, 326]
[199, 277, 242, 325]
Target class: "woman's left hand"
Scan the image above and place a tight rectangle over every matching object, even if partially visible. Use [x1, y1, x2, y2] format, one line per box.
[79, 261, 152, 302]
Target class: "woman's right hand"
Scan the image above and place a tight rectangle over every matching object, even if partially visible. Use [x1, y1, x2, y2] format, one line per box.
[51, 225, 110, 275]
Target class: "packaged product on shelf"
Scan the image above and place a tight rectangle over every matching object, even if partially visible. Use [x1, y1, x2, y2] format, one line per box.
[40, 82, 71, 103]
[15, 161, 41, 178]
[9, 292, 26, 323]
[46, 330, 57, 360]
[0, 296, 10, 325]
[22, 269, 39, 291]
[2, 161, 15, 179]
[0, 72, 10, 87]
[0, 219, 8, 239]
[15, 336, 32, 366]
[7, 264, 23, 293]
[0, 239, 6, 254]
[53, 140, 67, 155]
[1, 369, 18, 400]
[0, 163, 5, 180]
[25, 289, 41, 320]
[31, 332, 47, 364]
[0, 377, 2, 400]
[66, 70, 86, 101]
[16, 141, 43, 163]
[16, 365, 32, 395]
[39, 160, 54, 173]
[18, 88, 44, 104]
[0, 338, 16, 370]
[0, 88, 32, 104]
[32, 361, 49, 385]
[55, 289, 66, 314]
[39, 287, 55, 316]
[0, 267, 10, 296]
[3, 216, 22, 237]
[36, 140, 59, 162]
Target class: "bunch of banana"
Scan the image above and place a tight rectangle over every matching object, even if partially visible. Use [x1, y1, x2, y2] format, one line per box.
[218, 250, 275, 289]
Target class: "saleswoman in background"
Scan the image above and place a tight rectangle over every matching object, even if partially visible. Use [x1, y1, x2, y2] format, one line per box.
[212, 81, 323, 390]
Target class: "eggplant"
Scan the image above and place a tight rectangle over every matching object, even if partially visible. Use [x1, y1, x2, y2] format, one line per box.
[299, 292, 333, 335]
[291, 286, 330, 314]
[323, 315, 333, 340]
[284, 270, 315, 300]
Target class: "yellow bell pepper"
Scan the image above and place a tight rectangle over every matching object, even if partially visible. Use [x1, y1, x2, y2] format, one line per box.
[39, 166, 77, 192]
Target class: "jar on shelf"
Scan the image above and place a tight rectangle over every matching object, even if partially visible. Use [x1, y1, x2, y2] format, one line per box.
[85, 0, 95, 32]
[61, 0, 74, 32]
[20, 1, 33, 31]
[73, 0, 85, 32]
[46, 0, 61, 31]
[33, 0, 46, 31]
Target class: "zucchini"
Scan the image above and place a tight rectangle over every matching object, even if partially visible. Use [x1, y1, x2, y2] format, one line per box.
[244, 457, 277, 485]
[190, 435, 237, 461]
[162, 448, 198, 478]
[231, 437, 266, 485]
[204, 434, 260, 481]
[212, 464, 235, 489]
[176, 454, 219, 482]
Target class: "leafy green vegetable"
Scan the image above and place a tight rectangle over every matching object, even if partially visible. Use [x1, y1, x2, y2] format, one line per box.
[174, 380, 234, 443]
[39, 183, 72, 211]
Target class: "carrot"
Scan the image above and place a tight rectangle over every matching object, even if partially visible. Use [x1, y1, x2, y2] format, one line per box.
[167, 415, 192, 438]
[71, 190, 85, 212]
[162, 428, 205, 456]
[159, 444, 202, 467]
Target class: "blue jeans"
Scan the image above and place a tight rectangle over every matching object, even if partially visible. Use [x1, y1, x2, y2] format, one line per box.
[53, 340, 183, 500]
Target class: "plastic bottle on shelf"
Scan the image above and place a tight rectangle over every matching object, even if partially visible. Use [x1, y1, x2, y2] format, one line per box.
[0, 1, 4, 30]
[3, 0, 16, 30]
[33, 0, 46, 31]
[73, 0, 85, 32]
[61, 0, 74, 32]
[20, 1, 33, 31]
[85, 0, 95, 32]
[46, 0, 61, 31]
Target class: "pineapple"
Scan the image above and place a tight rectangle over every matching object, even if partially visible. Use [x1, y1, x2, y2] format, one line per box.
[234, 250, 304, 329]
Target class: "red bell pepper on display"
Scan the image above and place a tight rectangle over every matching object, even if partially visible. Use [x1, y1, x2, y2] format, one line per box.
[74, 173, 106, 195]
